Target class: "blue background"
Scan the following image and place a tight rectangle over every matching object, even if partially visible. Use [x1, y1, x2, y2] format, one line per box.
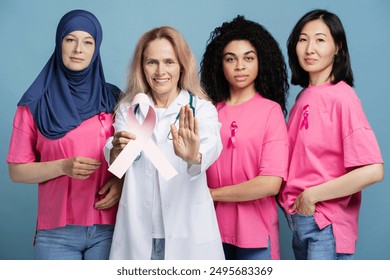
[0, 0, 389, 260]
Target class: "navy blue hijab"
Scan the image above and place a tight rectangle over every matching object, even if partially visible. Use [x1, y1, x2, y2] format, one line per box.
[18, 9, 119, 139]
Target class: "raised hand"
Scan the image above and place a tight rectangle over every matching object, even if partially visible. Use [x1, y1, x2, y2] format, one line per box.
[170, 105, 201, 164]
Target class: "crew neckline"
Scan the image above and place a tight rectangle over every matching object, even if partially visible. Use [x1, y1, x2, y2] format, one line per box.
[224, 93, 258, 108]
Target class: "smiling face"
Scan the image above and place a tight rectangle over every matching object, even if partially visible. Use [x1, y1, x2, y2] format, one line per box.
[296, 19, 338, 85]
[61, 30, 95, 71]
[142, 38, 181, 99]
[222, 40, 258, 94]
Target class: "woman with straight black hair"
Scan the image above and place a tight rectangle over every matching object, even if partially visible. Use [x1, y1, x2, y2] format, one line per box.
[287, 9, 354, 88]
[279, 9, 384, 260]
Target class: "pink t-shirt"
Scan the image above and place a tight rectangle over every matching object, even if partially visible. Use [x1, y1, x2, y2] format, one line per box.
[206, 94, 288, 260]
[7, 106, 117, 230]
[278, 81, 383, 254]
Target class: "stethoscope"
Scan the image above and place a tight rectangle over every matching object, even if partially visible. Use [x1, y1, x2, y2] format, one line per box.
[133, 93, 195, 160]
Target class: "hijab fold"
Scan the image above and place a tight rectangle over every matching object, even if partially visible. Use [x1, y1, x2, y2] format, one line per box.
[18, 9, 119, 139]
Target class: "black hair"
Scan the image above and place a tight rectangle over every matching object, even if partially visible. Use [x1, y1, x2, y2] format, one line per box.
[287, 9, 354, 87]
[200, 15, 289, 116]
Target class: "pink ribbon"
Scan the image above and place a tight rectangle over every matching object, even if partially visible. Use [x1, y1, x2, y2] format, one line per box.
[229, 121, 238, 148]
[300, 104, 309, 130]
[108, 93, 178, 181]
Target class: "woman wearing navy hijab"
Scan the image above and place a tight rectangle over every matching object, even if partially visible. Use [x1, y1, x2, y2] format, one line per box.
[7, 10, 122, 259]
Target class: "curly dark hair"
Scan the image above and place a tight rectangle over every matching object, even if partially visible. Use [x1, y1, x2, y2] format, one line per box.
[200, 15, 289, 116]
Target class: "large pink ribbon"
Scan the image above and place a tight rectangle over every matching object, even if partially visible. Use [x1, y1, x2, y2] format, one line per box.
[108, 93, 178, 181]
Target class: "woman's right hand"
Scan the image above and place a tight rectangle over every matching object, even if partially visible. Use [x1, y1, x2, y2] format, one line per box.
[289, 188, 316, 215]
[109, 131, 136, 164]
[9, 156, 102, 184]
[61, 157, 102, 180]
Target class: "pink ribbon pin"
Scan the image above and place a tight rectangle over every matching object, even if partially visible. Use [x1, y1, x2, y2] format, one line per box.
[229, 121, 238, 148]
[300, 104, 309, 130]
[108, 93, 178, 181]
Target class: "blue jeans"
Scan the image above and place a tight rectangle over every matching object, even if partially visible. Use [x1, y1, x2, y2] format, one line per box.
[34, 224, 114, 260]
[223, 242, 271, 260]
[286, 213, 353, 260]
[151, 238, 165, 260]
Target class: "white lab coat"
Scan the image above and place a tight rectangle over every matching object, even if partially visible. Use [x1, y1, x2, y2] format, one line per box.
[104, 90, 224, 260]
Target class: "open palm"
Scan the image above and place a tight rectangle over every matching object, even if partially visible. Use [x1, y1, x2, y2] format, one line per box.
[170, 105, 200, 164]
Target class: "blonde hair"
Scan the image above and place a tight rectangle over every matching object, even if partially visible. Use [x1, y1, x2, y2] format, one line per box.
[121, 26, 208, 105]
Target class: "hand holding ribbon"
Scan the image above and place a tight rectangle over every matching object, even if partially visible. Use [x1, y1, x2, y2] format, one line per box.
[108, 93, 178, 180]
[109, 131, 136, 165]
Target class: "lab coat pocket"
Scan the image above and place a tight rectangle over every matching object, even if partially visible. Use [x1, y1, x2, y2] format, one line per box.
[191, 201, 220, 244]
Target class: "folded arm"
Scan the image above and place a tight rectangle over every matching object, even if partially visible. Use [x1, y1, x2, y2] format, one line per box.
[9, 156, 101, 184]
[291, 163, 384, 215]
[210, 175, 282, 202]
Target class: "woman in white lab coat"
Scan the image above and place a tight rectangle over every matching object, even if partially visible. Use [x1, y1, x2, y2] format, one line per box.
[104, 26, 224, 260]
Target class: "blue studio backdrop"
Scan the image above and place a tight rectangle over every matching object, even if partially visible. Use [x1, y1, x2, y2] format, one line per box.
[0, 0, 389, 260]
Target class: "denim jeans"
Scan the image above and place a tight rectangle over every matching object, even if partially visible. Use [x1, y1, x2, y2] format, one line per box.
[151, 238, 165, 260]
[223, 242, 271, 260]
[286, 213, 353, 260]
[34, 224, 114, 260]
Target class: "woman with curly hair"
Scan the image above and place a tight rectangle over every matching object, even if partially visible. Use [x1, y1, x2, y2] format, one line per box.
[200, 15, 289, 260]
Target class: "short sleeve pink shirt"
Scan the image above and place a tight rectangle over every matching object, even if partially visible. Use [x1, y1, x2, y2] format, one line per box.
[7, 106, 117, 230]
[278, 81, 383, 254]
[206, 94, 288, 259]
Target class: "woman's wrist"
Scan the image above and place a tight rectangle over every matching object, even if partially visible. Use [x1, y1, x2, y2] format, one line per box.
[187, 153, 202, 165]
